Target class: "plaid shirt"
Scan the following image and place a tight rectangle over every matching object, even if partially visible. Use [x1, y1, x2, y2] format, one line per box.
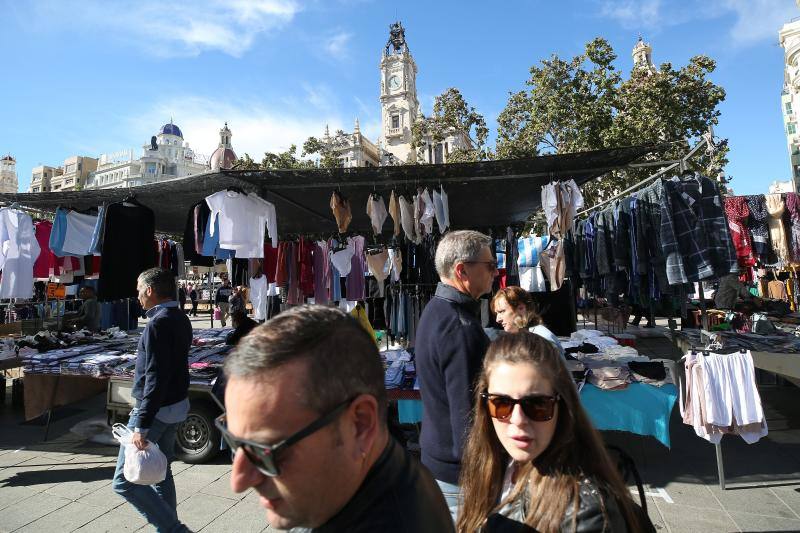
[660, 176, 738, 285]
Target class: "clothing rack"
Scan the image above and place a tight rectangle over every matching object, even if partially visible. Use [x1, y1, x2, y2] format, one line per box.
[577, 130, 716, 217]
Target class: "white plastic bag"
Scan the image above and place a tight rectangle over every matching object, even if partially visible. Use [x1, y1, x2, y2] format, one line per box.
[112, 423, 168, 485]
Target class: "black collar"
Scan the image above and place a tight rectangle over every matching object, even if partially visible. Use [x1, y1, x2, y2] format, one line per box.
[435, 282, 481, 316]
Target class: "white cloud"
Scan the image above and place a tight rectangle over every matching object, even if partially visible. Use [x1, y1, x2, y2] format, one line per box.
[30, 0, 301, 57]
[597, 0, 798, 47]
[129, 96, 350, 160]
[598, 0, 663, 31]
[324, 31, 353, 57]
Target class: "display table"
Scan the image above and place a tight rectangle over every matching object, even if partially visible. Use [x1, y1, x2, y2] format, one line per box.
[23, 373, 107, 421]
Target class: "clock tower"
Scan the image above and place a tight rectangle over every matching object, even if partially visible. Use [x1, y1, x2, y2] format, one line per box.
[379, 22, 420, 164]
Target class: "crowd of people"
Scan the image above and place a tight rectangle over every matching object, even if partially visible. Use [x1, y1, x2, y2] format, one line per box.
[115, 229, 650, 532]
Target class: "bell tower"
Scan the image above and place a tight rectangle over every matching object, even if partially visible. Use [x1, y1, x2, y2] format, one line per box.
[379, 21, 419, 163]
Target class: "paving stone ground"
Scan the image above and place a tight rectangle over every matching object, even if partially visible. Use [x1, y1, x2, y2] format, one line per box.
[1, 320, 799, 532]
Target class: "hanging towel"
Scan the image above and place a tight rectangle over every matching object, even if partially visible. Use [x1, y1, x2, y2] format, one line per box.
[746, 195, 771, 262]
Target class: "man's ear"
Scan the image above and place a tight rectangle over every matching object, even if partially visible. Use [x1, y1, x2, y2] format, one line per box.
[349, 394, 379, 452]
[453, 262, 466, 281]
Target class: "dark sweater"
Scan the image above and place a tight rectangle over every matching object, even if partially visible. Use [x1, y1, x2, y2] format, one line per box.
[131, 303, 193, 430]
[415, 283, 489, 484]
[290, 439, 454, 533]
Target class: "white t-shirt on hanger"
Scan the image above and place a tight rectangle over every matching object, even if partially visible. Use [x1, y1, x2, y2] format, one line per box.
[205, 191, 278, 258]
[62, 210, 99, 256]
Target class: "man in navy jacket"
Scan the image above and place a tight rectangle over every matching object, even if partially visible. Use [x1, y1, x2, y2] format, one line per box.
[415, 230, 497, 521]
[112, 267, 193, 532]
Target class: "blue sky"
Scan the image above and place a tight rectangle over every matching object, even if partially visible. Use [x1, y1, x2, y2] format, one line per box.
[1, 0, 797, 195]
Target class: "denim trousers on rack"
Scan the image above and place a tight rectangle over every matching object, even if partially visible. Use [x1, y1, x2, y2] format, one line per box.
[112, 417, 188, 533]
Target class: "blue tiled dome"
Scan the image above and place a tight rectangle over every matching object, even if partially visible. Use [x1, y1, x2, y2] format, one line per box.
[159, 122, 183, 138]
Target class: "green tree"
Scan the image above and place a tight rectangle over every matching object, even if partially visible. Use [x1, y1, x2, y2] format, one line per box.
[233, 145, 317, 170]
[302, 135, 342, 168]
[496, 37, 727, 203]
[411, 88, 489, 163]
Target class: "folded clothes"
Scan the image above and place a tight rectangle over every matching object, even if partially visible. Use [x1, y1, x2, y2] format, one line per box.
[570, 329, 604, 341]
[628, 361, 666, 381]
[587, 366, 631, 390]
[565, 342, 600, 355]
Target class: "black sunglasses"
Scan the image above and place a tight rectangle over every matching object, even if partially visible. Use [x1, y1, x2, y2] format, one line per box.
[215, 397, 354, 477]
[463, 259, 499, 270]
[481, 393, 560, 422]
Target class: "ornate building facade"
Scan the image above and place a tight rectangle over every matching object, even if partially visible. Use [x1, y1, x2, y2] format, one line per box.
[85, 121, 213, 189]
[780, 2, 800, 190]
[322, 22, 471, 167]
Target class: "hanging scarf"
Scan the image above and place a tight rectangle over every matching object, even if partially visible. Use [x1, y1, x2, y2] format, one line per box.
[724, 196, 754, 268]
[786, 192, 800, 262]
[746, 195, 770, 262]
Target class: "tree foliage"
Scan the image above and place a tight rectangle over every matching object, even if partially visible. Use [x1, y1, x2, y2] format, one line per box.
[496, 37, 727, 204]
[233, 145, 317, 170]
[412, 88, 489, 163]
[302, 134, 344, 169]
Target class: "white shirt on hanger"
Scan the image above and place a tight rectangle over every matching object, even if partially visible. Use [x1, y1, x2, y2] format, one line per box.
[62, 210, 99, 256]
[0, 209, 41, 299]
[205, 191, 277, 258]
[249, 275, 268, 321]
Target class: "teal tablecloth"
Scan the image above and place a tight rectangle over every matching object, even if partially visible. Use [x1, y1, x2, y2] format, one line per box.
[395, 383, 678, 447]
[580, 383, 678, 448]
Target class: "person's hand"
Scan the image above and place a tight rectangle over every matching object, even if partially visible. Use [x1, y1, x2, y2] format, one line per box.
[131, 431, 148, 450]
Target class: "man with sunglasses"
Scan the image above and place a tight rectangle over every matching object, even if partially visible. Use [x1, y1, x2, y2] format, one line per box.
[221, 305, 453, 532]
[415, 230, 497, 521]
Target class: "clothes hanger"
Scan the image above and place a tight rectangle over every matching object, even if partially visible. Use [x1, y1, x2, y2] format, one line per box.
[226, 186, 246, 195]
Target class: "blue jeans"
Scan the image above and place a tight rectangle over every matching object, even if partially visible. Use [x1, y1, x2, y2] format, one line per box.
[112, 418, 188, 533]
[436, 479, 461, 524]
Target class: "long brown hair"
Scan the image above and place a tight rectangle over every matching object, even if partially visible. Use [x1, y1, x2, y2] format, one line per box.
[490, 286, 542, 329]
[457, 332, 641, 533]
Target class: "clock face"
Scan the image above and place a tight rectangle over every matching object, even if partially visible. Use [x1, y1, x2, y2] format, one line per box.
[388, 75, 400, 90]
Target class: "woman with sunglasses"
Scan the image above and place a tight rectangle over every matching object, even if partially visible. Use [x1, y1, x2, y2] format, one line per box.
[458, 332, 644, 532]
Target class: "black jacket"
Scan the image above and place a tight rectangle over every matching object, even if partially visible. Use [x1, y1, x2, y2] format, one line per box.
[290, 438, 454, 533]
[416, 283, 489, 484]
[486, 477, 629, 533]
[131, 303, 193, 430]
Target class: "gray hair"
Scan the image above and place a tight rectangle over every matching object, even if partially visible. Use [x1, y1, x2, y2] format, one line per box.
[224, 305, 387, 420]
[435, 230, 492, 280]
[137, 268, 177, 299]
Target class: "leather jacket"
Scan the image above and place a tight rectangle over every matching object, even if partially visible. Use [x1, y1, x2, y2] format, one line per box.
[484, 477, 628, 533]
[290, 438, 454, 533]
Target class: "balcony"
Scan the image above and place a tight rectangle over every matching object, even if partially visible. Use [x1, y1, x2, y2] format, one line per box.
[386, 127, 402, 137]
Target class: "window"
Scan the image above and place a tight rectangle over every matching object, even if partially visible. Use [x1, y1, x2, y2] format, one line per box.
[787, 101, 794, 115]
[789, 123, 797, 135]
[434, 143, 444, 164]
[445, 142, 449, 156]
[32, 187, 39, 193]
[391, 115, 400, 129]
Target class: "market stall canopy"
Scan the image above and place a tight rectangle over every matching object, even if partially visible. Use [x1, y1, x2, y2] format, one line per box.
[0, 145, 658, 235]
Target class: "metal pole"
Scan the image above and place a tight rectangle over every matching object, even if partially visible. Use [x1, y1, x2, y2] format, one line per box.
[715, 442, 726, 490]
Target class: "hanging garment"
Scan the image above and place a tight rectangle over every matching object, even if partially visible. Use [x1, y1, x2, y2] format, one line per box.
[768, 279, 789, 300]
[747, 195, 771, 262]
[331, 243, 355, 277]
[388, 190, 401, 237]
[766, 194, 790, 264]
[205, 190, 277, 258]
[517, 235, 549, 268]
[264, 243, 279, 283]
[398, 195, 418, 243]
[419, 188, 435, 236]
[660, 176, 738, 285]
[98, 201, 156, 301]
[33, 220, 58, 279]
[366, 249, 390, 297]
[388, 247, 403, 282]
[540, 239, 565, 291]
[298, 237, 315, 298]
[88, 204, 107, 256]
[786, 193, 800, 263]
[413, 191, 425, 239]
[182, 203, 213, 267]
[346, 236, 366, 301]
[0, 209, 41, 299]
[48, 208, 69, 257]
[432, 186, 450, 234]
[313, 240, 331, 305]
[330, 191, 352, 233]
[249, 275, 268, 321]
[366, 194, 388, 235]
[201, 215, 235, 259]
[724, 196, 755, 268]
[62, 210, 99, 256]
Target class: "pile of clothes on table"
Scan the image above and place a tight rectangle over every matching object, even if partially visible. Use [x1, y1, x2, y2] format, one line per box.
[562, 329, 675, 391]
[381, 347, 417, 391]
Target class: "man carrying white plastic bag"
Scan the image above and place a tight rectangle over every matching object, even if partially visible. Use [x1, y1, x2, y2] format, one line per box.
[112, 268, 193, 533]
[113, 424, 168, 485]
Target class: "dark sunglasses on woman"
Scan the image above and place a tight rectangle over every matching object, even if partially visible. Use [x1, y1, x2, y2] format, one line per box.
[215, 396, 354, 477]
[481, 392, 560, 422]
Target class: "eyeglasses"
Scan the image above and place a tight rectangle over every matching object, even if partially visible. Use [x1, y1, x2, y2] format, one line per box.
[215, 397, 354, 477]
[481, 393, 560, 422]
[463, 259, 499, 271]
